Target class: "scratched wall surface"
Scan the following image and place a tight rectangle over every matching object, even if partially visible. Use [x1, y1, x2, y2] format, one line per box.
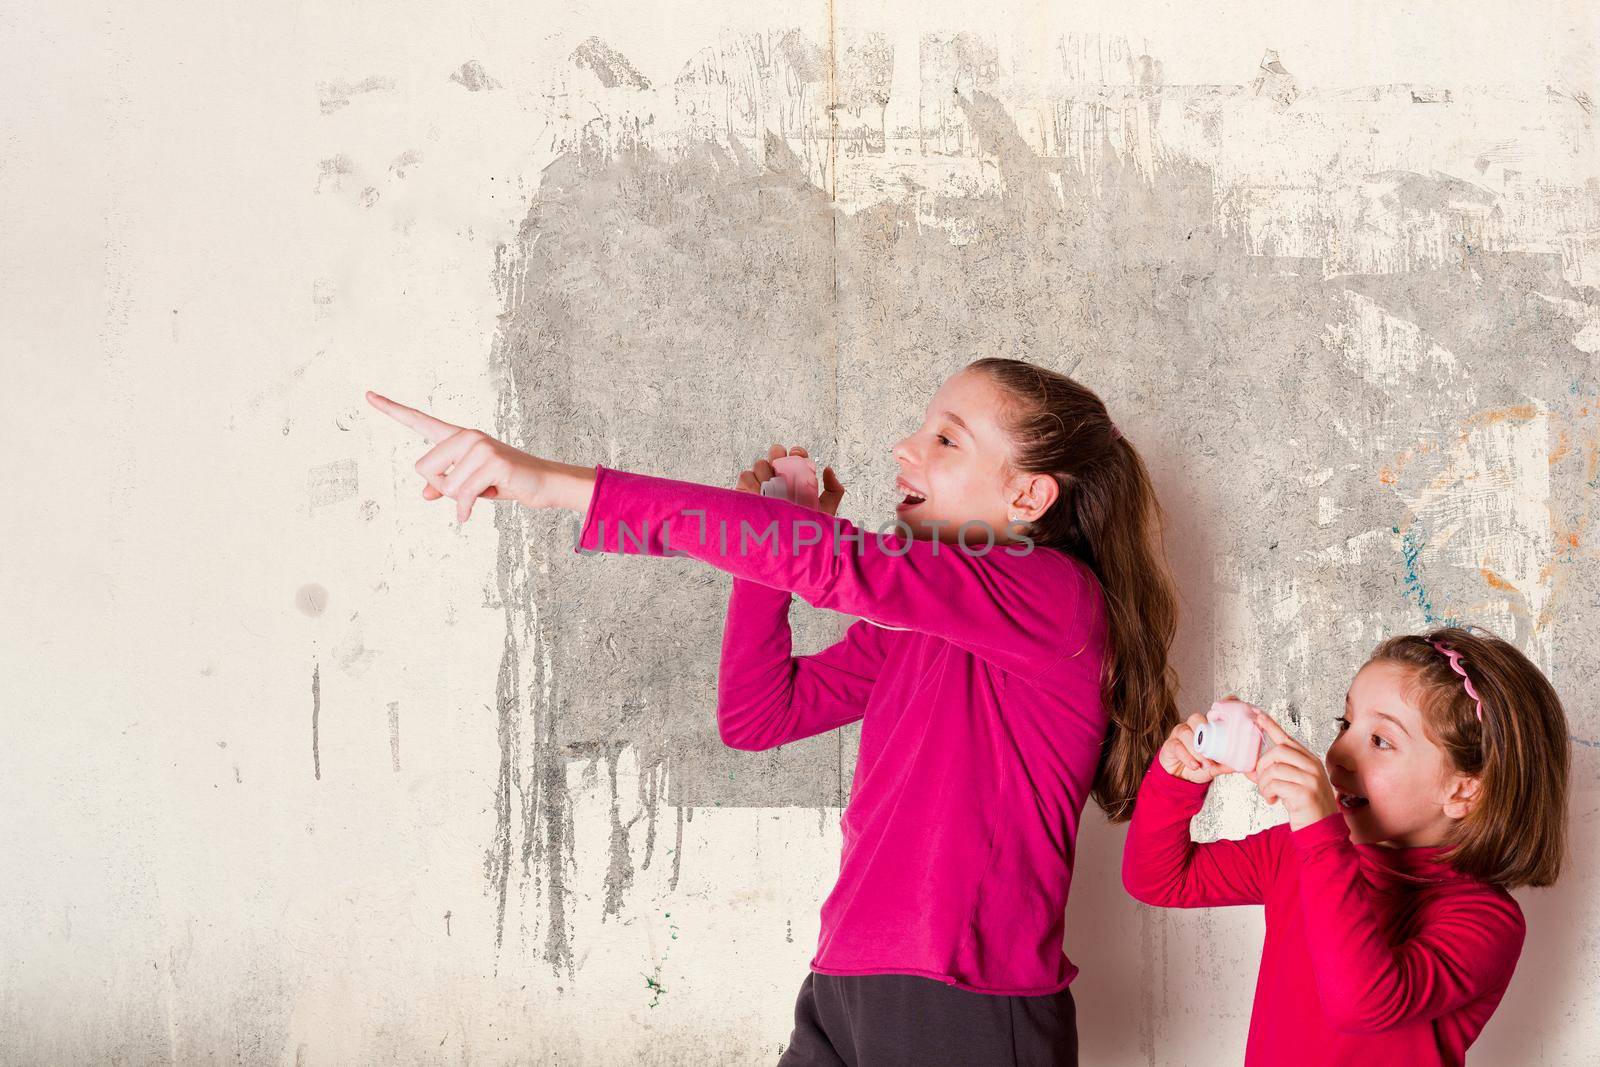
[4, 0, 1599, 1064]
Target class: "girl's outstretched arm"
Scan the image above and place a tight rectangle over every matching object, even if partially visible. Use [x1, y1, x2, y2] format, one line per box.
[1288, 816, 1526, 1033]
[573, 463, 1093, 682]
[1121, 753, 1284, 908]
[364, 393, 1090, 681]
[715, 577, 891, 751]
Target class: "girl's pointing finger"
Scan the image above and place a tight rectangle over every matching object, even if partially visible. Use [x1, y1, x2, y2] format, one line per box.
[366, 390, 465, 444]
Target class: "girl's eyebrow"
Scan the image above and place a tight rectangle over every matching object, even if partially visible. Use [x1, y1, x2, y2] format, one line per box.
[940, 410, 972, 436]
[1370, 710, 1411, 737]
[1345, 693, 1411, 737]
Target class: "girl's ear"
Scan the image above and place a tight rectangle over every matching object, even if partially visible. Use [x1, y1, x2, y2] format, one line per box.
[1006, 472, 1057, 517]
[1441, 773, 1482, 821]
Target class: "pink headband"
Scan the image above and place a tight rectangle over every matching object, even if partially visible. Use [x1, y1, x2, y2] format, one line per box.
[1431, 641, 1484, 723]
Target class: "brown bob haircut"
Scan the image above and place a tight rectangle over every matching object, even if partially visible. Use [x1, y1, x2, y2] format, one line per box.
[1368, 625, 1570, 889]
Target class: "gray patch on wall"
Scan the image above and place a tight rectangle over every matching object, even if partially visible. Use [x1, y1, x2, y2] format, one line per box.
[317, 75, 395, 114]
[308, 459, 358, 508]
[571, 36, 651, 90]
[450, 60, 501, 92]
[479, 28, 1600, 968]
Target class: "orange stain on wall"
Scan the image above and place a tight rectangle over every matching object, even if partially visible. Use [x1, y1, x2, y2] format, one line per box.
[1479, 566, 1517, 592]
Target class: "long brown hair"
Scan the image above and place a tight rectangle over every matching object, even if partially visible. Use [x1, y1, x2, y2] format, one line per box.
[1368, 626, 1570, 888]
[969, 357, 1181, 821]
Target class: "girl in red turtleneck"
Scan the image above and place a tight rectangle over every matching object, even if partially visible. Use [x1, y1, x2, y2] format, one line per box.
[1122, 626, 1571, 1067]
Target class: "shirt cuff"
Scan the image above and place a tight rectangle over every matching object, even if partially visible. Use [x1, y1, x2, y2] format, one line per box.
[1287, 811, 1351, 855]
[573, 462, 611, 554]
[1140, 753, 1213, 805]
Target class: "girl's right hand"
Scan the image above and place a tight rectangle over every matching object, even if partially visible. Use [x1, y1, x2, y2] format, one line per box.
[366, 390, 584, 519]
[1158, 710, 1232, 784]
[735, 445, 844, 516]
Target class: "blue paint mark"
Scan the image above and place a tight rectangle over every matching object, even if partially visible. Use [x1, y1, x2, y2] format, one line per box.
[1391, 525, 1462, 627]
[1396, 526, 1440, 625]
[1570, 735, 1600, 749]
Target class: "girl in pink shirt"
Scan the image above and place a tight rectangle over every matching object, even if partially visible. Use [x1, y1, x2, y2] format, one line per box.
[1122, 626, 1571, 1066]
[368, 356, 1185, 1065]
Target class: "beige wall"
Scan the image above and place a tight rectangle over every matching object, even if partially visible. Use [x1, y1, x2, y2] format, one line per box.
[4, 1, 1597, 1063]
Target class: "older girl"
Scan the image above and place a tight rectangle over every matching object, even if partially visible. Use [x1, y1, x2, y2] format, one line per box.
[370, 356, 1183, 1065]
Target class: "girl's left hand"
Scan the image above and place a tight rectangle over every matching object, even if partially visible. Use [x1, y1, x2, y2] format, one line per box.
[735, 445, 845, 516]
[1247, 710, 1340, 831]
[366, 390, 573, 521]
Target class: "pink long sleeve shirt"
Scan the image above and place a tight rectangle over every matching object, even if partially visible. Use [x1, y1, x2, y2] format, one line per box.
[574, 464, 1112, 995]
[1121, 756, 1526, 1066]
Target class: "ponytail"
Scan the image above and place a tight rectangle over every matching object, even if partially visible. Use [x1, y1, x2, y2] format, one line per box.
[970, 358, 1181, 821]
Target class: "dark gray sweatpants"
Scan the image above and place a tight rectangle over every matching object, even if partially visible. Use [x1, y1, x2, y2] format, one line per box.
[775, 971, 1078, 1067]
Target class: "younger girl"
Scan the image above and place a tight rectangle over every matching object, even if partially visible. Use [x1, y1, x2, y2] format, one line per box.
[369, 356, 1183, 1065]
[1122, 626, 1570, 1066]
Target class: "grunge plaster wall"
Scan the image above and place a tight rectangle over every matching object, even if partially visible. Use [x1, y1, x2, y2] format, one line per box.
[4, 0, 1597, 1063]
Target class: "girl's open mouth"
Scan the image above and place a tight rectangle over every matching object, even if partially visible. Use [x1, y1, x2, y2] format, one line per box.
[895, 479, 927, 511]
[1336, 790, 1369, 810]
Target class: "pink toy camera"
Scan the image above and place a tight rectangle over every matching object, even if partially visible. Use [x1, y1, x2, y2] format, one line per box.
[760, 454, 821, 511]
[1193, 699, 1273, 774]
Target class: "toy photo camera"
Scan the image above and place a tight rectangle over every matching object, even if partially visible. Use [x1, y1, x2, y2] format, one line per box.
[1193, 698, 1274, 774]
[759, 454, 821, 511]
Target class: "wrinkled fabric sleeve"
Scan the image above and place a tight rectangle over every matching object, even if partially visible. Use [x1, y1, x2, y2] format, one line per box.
[574, 464, 1098, 681]
[1121, 755, 1285, 907]
[1288, 814, 1527, 1033]
[715, 577, 891, 751]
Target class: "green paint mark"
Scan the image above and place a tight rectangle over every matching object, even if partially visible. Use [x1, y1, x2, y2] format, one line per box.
[644, 914, 681, 1008]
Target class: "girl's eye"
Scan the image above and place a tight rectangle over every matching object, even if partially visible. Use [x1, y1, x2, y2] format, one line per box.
[937, 434, 954, 447]
[1370, 734, 1393, 751]
[1333, 715, 1351, 732]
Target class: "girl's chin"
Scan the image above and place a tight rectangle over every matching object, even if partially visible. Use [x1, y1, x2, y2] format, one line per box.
[891, 507, 938, 534]
[1338, 809, 1397, 846]
[1338, 805, 1372, 833]
[893, 501, 927, 522]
